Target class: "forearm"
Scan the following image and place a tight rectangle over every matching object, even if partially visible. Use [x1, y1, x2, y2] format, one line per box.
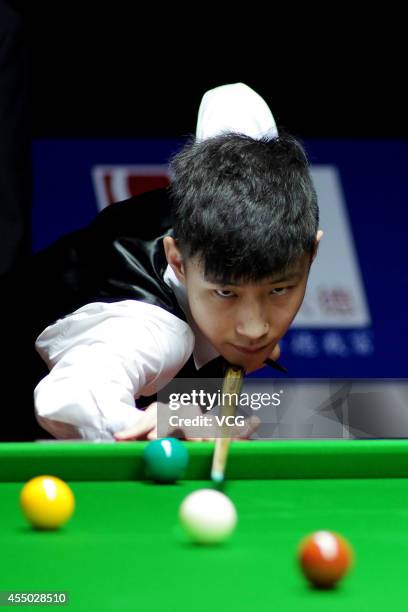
[34, 345, 145, 440]
[33, 300, 194, 439]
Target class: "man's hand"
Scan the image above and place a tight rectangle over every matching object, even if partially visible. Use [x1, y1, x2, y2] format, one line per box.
[114, 399, 261, 441]
[246, 343, 281, 374]
[269, 343, 281, 362]
[113, 402, 207, 441]
[114, 402, 158, 441]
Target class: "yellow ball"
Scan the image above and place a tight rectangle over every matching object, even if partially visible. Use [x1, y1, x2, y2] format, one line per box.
[20, 476, 75, 530]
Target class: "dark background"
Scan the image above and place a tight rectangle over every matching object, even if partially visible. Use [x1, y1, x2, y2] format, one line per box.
[18, 3, 406, 139]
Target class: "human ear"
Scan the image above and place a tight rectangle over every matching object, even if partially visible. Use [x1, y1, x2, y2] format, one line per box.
[163, 236, 186, 282]
[311, 230, 324, 262]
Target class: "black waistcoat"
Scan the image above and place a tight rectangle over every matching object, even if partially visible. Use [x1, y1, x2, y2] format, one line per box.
[30, 188, 182, 332]
[29, 188, 227, 401]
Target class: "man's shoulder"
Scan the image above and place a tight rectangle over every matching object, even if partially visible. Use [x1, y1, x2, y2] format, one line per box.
[93, 188, 174, 237]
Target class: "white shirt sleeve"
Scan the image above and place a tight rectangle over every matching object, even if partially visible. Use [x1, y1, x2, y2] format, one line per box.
[34, 300, 195, 440]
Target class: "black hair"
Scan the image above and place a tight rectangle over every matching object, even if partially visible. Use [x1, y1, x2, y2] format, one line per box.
[169, 132, 319, 284]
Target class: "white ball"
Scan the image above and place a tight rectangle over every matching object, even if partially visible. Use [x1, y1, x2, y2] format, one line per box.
[179, 489, 237, 544]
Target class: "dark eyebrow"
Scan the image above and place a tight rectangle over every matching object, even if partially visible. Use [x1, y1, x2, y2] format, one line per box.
[264, 272, 302, 284]
[204, 272, 302, 286]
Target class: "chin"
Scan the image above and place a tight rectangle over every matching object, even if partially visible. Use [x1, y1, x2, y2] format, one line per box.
[220, 350, 260, 371]
[218, 349, 243, 367]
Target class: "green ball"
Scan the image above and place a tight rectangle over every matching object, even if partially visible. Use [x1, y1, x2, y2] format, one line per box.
[143, 438, 189, 483]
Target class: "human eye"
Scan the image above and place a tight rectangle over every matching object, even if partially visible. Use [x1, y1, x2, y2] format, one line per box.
[270, 287, 290, 296]
[213, 289, 236, 299]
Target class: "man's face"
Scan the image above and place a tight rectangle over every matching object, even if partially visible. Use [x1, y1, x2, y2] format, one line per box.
[183, 254, 311, 370]
[164, 237, 315, 372]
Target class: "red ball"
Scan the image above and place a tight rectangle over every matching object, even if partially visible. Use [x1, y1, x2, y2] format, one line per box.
[298, 531, 353, 588]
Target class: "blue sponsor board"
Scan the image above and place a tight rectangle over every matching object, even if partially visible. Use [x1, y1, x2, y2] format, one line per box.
[32, 139, 408, 378]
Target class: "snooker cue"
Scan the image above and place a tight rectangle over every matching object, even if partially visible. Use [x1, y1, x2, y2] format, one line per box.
[211, 364, 245, 483]
[264, 357, 288, 373]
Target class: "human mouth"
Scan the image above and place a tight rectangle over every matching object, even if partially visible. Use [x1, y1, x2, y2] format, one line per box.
[231, 344, 269, 355]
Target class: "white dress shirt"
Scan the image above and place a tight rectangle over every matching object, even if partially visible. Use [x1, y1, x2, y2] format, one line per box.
[34, 265, 218, 440]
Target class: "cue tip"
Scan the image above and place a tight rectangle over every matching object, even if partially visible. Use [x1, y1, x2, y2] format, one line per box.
[211, 471, 224, 484]
[211, 471, 227, 493]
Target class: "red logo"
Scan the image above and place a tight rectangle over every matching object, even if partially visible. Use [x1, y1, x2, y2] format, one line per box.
[92, 165, 170, 210]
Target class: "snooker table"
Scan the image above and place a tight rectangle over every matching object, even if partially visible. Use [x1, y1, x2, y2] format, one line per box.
[1, 440, 408, 611]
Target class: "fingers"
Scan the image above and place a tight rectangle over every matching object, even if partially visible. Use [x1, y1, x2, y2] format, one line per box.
[146, 419, 158, 441]
[247, 343, 283, 373]
[114, 403, 157, 441]
[269, 343, 281, 361]
[114, 425, 150, 441]
[246, 343, 282, 373]
[114, 401, 258, 442]
[235, 415, 260, 439]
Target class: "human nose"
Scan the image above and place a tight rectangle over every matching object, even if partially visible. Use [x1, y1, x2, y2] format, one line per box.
[235, 305, 269, 340]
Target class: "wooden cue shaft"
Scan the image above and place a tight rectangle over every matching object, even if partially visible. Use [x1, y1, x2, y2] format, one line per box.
[211, 364, 245, 481]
